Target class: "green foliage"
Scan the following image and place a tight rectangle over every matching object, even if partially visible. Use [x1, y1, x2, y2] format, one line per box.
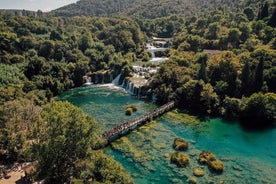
[0, 98, 41, 162]
[0, 64, 26, 86]
[241, 93, 276, 126]
[32, 101, 98, 183]
[52, 0, 262, 20]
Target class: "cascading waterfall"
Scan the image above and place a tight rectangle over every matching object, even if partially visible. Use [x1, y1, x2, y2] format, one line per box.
[112, 74, 121, 85]
[83, 76, 92, 85]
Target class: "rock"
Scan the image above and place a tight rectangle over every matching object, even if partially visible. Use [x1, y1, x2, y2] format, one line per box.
[164, 153, 170, 158]
[193, 168, 204, 177]
[198, 151, 224, 173]
[209, 159, 224, 173]
[173, 138, 189, 151]
[171, 152, 190, 167]
[198, 151, 216, 164]
[188, 177, 197, 184]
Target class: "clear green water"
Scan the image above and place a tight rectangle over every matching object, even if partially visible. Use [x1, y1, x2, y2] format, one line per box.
[59, 85, 276, 184]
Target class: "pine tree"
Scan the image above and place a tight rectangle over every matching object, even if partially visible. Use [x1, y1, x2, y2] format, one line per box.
[258, 1, 269, 20]
[198, 62, 208, 83]
[241, 62, 252, 96]
[268, 8, 276, 27]
[197, 53, 208, 82]
[254, 58, 264, 92]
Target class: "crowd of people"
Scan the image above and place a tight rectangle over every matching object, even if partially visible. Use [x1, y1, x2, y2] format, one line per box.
[102, 101, 175, 140]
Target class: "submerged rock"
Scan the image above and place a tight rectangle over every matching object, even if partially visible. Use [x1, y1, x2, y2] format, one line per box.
[198, 151, 216, 164]
[198, 151, 224, 174]
[188, 177, 197, 184]
[173, 138, 189, 151]
[171, 152, 190, 167]
[193, 168, 204, 177]
[209, 159, 224, 173]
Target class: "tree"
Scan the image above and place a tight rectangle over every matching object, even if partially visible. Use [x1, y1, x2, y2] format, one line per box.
[0, 98, 41, 162]
[38, 40, 55, 59]
[227, 28, 241, 48]
[268, 8, 276, 27]
[200, 83, 219, 114]
[241, 93, 276, 127]
[258, 1, 269, 20]
[223, 97, 241, 119]
[197, 53, 208, 82]
[32, 101, 98, 183]
[241, 61, 252, 96]
[254, 56, 264, 92]
[78, 32, 93, 52]
[243, 7, 255, 21]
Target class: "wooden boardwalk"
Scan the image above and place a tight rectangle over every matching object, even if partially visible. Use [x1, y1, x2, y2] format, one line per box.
[102, 101, 175, 142]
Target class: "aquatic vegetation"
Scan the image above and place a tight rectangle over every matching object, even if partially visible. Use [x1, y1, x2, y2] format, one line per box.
[173, 137, 189, 151]
[171, 152, 190, 167]
[166, 110, 200, 125]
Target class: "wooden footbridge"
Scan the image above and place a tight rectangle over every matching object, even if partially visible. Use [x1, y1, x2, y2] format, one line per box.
[102, 101, 175, 143]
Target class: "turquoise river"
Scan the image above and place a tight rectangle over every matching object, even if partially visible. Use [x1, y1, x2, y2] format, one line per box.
[59, 85, 276, 184]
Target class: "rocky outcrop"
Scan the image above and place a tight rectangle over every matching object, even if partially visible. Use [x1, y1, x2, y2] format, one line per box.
[173, 138, 189, 151]
[198, 151, 224, 173]
[193, 168, 204, 177]
[171, 152, 190, 167]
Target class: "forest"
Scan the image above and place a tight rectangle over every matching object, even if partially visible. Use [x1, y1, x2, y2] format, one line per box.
[0, 0, 275, 183]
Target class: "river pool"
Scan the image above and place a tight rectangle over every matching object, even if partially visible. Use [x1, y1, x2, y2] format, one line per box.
[59, 85, 276, 184]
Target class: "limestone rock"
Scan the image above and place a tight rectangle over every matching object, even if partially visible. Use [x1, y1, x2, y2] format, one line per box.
[173, 137, 189, 151]
[188, 177, 197, 184]
[193, 168, 204, 177]
[209, 159, 224, 173]
[198, 151, 224, 174]
[171, 152, 190, 167]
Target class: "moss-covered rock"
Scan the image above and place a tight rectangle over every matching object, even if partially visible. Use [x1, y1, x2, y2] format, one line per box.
[198, 151, 224, 174]
[125, 107, 133, 116]
[125, 104, 137, 116]
[198, 151, 216, 164]
[171, 152, 189, 167]
[188, 177, 197, 184]
[193, 168, 204, 177]
[173, 137, 189, 151]
[209, 159, 224, 173]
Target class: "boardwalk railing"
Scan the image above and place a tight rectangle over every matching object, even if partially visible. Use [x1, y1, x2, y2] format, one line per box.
[102, 101, 175, 143]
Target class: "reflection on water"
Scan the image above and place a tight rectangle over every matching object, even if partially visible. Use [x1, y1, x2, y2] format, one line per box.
[60, 86, 276, 184]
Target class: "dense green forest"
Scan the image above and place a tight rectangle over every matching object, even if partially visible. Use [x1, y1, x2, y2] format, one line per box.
[52, 0, 274, 19]
[0, 14, 143, 183]
[0, 0, 276, 183]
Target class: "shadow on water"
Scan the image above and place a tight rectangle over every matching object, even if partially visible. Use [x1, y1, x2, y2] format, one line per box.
[239, 119, 276, 132]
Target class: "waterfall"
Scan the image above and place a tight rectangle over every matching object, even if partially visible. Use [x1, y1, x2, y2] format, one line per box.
[112, 74, 121, 85]
[151, 51, 155, 58]
[84, 76, 92, 86]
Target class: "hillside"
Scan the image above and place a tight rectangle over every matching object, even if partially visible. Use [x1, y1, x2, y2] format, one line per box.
[52, 0, 263, 19]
